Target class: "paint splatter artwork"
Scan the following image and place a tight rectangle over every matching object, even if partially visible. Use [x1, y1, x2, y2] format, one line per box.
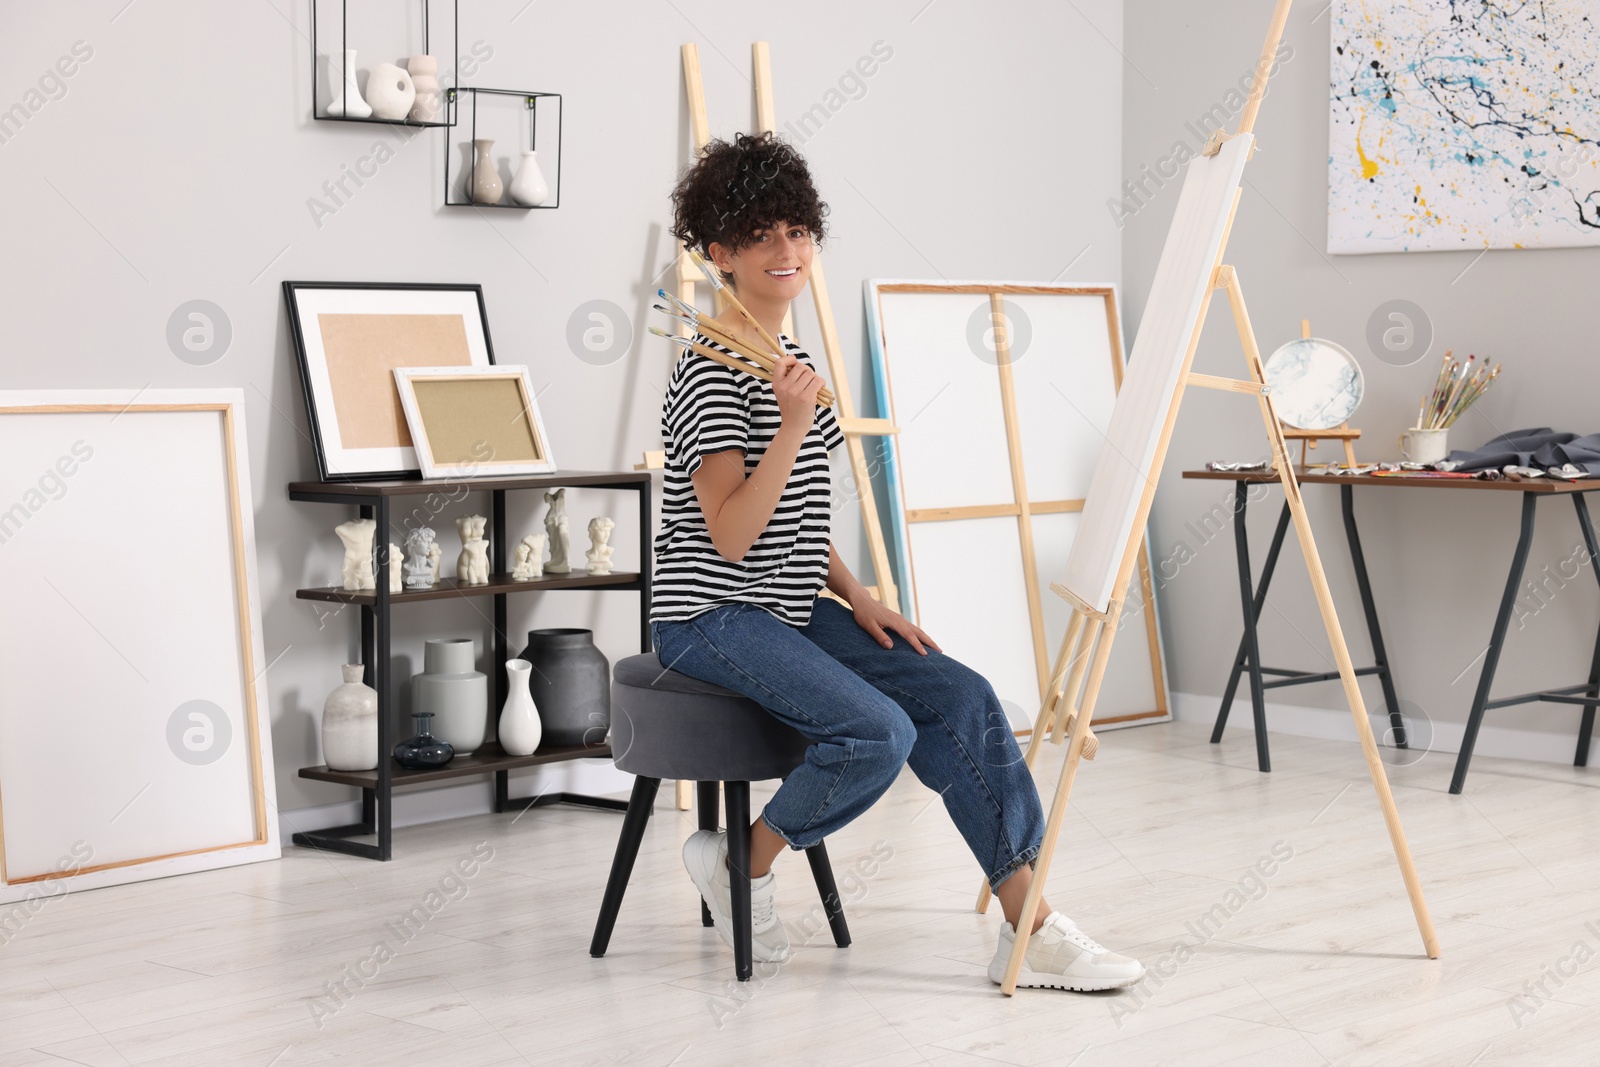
[1329, 1, 1600, 253]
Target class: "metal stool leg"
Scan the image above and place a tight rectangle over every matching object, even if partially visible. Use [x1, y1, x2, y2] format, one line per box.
[589, 775, 661, 958]
[696, 780, 719, 927]
[723, 780, 754, 981]
[804, 839, 852, 948]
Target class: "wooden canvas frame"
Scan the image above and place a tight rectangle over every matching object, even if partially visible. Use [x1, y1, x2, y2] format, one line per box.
[0, 389, 279, 904]
[864, 281, 1169, 732]
[283, 281, 498, 481]
[990, 0, 1439, 994]
[393, 365, 556, 479]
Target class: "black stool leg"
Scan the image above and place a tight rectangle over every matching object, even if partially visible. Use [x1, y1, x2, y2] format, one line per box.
[724, 780, 754, 981]
[804, 840, 852, 947]
[697, 780, 719, 927]
[589, 775, 660, 958]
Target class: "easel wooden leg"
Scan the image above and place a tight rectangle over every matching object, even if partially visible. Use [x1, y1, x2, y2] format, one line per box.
[1000, 603, 1121, 995]
[974, 611, 1090, 914]
[1225, 269, 1439, 959]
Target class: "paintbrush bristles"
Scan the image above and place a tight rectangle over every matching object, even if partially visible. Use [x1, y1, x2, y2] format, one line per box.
[1420, 351, 1499, 430]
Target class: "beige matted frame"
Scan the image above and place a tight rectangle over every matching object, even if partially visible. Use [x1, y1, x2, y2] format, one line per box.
[393, 365, 556, 479]
[0, 390, 279, 902]
[867, 282, 1169, 732]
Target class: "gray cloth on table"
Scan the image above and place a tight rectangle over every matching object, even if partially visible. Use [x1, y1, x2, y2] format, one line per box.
[1441, 428, 1600, 477]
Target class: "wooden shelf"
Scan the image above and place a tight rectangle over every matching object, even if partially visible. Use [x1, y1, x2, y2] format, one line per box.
[299, 740, 612, 789]
[296, 570, 641, 605]
[288, 469, 649, 500]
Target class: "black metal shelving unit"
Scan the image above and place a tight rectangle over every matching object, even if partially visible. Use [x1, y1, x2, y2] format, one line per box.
[289, 469, 650, 861]
[311, 0, 458, 129]
[443, 87, 563, 208]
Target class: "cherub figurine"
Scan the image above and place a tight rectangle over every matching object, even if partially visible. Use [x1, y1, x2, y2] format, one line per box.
[404, 527, 437, 590]
[586, 516, 615, 575]
[427, 541, 441, 583]
[456, 514, 489, 585]
[334, 518, 376, 591]
[543, 489, 571, 574]
[387, 543, 402, 593]
[511, 533, 546, 581]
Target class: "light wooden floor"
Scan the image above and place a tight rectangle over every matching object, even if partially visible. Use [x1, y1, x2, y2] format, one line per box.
[5, 721, 1599, 1066]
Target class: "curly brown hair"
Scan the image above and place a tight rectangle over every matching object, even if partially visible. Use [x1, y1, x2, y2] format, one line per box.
[669, 131, 829, 274]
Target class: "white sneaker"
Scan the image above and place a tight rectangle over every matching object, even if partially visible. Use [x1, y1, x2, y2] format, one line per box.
[988, 911, 1144, 991]
[682, 829, 791, 963]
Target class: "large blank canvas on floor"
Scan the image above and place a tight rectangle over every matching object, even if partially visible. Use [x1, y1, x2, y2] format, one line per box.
[865, 282, 1169, 730]
[0, 390, 278, 902]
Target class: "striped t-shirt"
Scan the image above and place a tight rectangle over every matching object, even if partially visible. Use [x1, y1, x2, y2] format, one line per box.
[651, 332, 845, 627]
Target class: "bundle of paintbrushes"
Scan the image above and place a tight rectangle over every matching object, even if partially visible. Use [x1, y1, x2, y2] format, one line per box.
[648, 250, 834, 408]
[1416, 350, 1499, 430]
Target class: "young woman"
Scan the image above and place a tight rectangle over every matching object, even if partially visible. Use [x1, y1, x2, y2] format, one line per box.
[650, 131, 1143, 992]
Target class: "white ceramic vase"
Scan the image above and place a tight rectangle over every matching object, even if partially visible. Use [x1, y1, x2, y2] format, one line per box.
[509, 151, 549, 206]
[470, 139, 503, 204]
[326, 49, 372, 118]
[366, 61, 416, 121]
[498, 659, 542, 756]
[322, 664, 378, 771]
[407, 55, 441, 123]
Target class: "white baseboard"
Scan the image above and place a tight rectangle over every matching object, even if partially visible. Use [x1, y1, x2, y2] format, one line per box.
[1171, 690, 1586, 767]
[278, 759, 636, 841]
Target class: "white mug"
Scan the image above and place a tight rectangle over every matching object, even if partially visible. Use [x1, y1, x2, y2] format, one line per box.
[1399, 427, 1449, 464]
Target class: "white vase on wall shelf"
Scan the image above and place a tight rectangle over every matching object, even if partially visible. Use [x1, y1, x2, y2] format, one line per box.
[407, 55, 441, 123]
[366, 61, 416, 121]
[325, 49, 371, 118]
[509, 151, 549, 207]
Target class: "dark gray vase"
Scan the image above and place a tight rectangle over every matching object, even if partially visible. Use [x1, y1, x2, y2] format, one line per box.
[518, 628, 610, 747]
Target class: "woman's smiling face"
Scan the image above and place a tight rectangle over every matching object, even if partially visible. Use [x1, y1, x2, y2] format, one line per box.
[709, 221, 814, 302]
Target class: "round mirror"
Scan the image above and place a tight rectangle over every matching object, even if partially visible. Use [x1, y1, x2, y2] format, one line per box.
[1262, 337, 1364, 430]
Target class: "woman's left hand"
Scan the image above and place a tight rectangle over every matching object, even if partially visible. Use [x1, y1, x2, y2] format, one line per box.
[852, 597, 942, 655]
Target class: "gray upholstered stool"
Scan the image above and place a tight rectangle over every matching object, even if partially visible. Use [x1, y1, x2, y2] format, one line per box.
[589, 652, 851, 980]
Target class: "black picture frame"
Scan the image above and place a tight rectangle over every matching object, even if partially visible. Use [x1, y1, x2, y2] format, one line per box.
[282, 280, 498, 482]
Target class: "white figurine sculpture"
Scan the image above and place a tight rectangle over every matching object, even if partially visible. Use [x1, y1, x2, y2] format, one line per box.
[427, 541, 441, 583]
[456, 514, 489, 585]
[404, 527, 437, 590]
[334, 518, 377, 591]
[586, 517, 615, 575]
[388, 543, 403, 594]
[511, 533, 546, 581]
[463, 539, 490, 584]
[543, 488, 571, 574]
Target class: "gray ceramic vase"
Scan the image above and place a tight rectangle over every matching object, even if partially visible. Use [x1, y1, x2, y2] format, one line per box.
[412, 638, 487, 754]
[519, 628, 610, 747]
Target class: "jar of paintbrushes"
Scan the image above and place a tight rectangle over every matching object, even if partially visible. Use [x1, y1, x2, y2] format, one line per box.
[1401, 350, 1500, 463]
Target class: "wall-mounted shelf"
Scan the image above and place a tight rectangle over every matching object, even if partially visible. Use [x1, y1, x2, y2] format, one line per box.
[443, 87, 564, 209]
[311, 0, 458, 129]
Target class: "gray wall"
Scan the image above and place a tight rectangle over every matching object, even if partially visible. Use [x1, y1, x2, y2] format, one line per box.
[1123, 1, 1600, 750]
[0, 1, 1123, 815]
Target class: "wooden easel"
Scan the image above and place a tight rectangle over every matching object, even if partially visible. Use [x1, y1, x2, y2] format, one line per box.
[650, 42, 905, 811]
[1279, 319, 1361, 467]
[992, 0, 1439, 994]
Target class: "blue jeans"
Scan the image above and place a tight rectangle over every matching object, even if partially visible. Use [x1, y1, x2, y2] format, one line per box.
[650, 596, 1044, 893]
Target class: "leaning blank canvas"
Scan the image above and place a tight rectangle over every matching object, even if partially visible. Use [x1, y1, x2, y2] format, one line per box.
[865, 282, 1170, 730]
[0, 389, 279, 903]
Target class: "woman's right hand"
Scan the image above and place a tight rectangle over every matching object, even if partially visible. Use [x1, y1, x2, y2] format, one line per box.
[771, 354, 824, 428]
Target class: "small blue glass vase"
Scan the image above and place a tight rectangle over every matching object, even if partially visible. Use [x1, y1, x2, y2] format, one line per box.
[394, 711, 454, 770]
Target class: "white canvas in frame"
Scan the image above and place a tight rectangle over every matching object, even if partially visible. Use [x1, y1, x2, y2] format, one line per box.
[864, 282, 1170, 731]
[0, 389, 279, 904]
